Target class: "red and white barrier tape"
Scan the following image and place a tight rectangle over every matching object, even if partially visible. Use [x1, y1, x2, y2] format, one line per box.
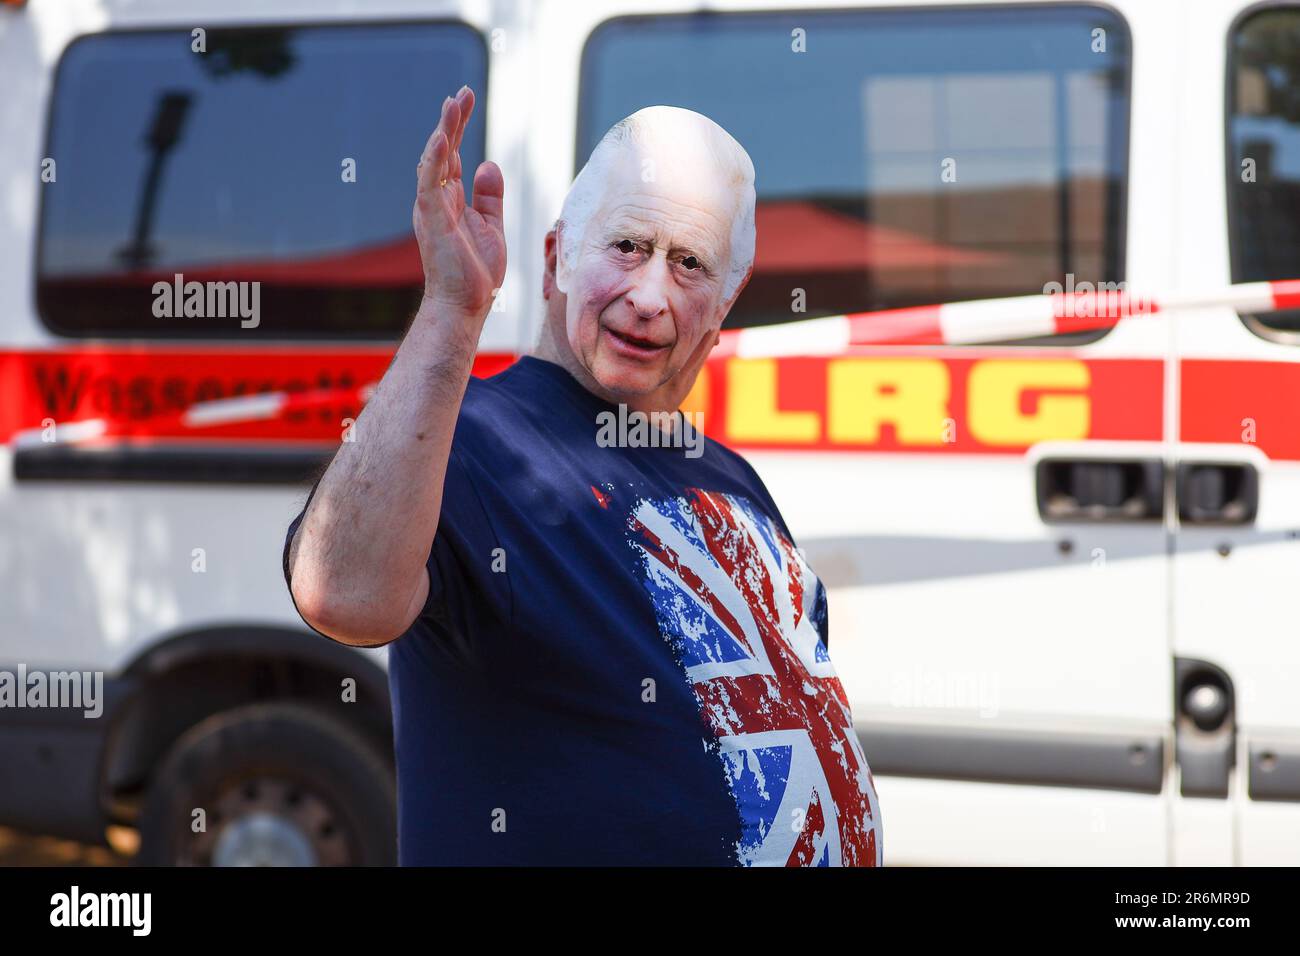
[13, 383, 376, 449]
[712, 279, 1300, 356]
[16, 279, 1300, 447]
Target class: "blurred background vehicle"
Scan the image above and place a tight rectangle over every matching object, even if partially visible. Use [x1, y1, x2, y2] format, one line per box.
[1, 0, 1298, 865]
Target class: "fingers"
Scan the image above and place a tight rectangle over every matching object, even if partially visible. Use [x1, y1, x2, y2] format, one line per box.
[416, 95, 456, 192]
[450, 86, 474, 157]
[417, 87, 475, 194]
[448, 86, 473, 182]
[416, 126, 449, 199]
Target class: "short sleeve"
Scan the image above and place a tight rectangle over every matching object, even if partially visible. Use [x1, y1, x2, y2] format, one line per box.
[417, 445, 511, 646]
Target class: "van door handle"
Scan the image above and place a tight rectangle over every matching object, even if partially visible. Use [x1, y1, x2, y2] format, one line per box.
[1176, 461, 1258, 525]
[1035, 457, 1165, 522]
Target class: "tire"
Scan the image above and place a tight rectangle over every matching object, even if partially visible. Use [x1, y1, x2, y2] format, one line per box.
[136, 702, 395, 866]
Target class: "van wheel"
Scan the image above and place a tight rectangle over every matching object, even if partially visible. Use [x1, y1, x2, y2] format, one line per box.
[136, 702, 395, 866]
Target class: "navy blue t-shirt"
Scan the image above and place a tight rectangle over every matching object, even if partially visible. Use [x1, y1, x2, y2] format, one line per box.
[284, 355, 882, 866]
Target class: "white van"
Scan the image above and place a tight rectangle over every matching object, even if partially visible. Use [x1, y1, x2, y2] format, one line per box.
[1, 0, 1298, 865]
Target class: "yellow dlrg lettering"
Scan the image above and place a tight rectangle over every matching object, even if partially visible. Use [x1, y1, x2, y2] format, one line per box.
[680, 364, 710, 420]
[726, 359, 819, 443]
[967, 360, 1090, 445]
[827, 358, 950, 445]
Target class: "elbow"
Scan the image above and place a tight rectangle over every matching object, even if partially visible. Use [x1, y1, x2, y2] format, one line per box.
[290, 576, 409, 648]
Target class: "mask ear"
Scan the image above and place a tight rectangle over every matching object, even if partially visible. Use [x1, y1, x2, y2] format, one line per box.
[720, 261, 754, 316]
[542, 227, 559, 299]
[553, 220, 572, 294]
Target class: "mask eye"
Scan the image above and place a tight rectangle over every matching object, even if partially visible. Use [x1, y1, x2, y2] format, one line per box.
[615, 239, 637, 254]
[681, 255, 701, 271]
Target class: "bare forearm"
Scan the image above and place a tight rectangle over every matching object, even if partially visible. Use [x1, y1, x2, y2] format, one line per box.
[288, 83, 503, 644]
[289, 297, 483, 644]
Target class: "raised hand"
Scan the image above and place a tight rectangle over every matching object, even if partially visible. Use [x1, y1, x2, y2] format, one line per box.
[413, 86, 506, 327]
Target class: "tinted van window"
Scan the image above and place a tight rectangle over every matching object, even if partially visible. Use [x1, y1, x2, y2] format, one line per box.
[38, 22, 485, 338]
[1228, 7, 1300, 335]
[579, 6, 1130, 340]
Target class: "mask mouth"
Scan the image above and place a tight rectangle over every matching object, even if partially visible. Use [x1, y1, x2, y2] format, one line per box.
[602, 323, 673, 354]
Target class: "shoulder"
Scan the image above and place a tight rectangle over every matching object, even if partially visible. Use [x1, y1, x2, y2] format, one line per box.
[449, 363, 532, 455]
[699, 435, 793, 536]
[702, 433, 758, 479]
[458, 363, 523, 420]
[701, 432, 766, 493]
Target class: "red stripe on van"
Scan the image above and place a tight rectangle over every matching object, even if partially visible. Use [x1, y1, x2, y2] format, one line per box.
[0, 347, 1182, 457]
[694, 355, 1163, 454]
[1181, 359, 1300, 459]
[0, 346, 515, 446]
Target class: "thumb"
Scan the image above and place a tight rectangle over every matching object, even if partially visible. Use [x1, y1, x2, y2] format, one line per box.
[470, 161, 504, 227]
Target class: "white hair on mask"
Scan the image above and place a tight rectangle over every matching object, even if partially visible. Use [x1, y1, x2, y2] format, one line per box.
[555, 105, 757, 304]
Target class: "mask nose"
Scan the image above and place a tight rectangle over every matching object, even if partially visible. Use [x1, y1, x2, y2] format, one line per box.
[624, 252, 670, 320]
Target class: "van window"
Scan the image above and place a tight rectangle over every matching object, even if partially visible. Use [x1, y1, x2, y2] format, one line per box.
[1228, 7, 1300, 335]
[37, 22, 486, 339]
[578, 6, 1131, 341]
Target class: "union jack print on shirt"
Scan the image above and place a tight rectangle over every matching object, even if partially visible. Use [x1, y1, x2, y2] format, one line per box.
[629, 488, 883, 867]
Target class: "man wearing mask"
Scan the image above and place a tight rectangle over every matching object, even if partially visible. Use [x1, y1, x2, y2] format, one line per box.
[284, 86, 883, 867]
